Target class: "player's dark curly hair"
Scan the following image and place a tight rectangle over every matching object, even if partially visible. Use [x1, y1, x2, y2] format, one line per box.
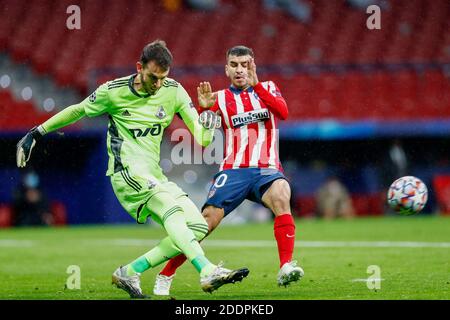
[226, 45, 254, 59]
[140, 40, 173, 70]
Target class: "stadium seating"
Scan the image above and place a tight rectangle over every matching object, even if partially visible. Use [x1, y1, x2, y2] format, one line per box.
[433, 175, 450, 215]
[293, 195, 316, 218]
[0, 204, 13, 228]
[351, 193, 384, 216]
[293, 192, 384, 217]
[0, 90, 54, 130]
[0, 0, 449, 125]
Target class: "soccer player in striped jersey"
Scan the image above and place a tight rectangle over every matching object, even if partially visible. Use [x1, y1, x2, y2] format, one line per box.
[153, 46, 304, 296]
[16, 40, 249, 298]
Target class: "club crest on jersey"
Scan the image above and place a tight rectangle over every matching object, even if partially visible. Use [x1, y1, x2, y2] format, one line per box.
[89, 91, 96, 102]
[155, 106, 166, 119]
[231, 108, 270, 128]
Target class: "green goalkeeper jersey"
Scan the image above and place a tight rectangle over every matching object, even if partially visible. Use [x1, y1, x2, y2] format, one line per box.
[41, 74, 214, 181]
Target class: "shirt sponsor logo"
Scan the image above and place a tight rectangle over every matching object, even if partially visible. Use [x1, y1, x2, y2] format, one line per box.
[231, 108, 270, 128]
[129, 124, 162, 138]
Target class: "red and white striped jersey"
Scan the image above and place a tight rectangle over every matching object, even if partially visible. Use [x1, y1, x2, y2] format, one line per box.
[211, 80, 288, 172]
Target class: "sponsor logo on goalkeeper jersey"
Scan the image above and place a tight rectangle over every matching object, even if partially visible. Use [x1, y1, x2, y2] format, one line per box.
[129, 124, 162, 138]
[231, 109, 270, 128]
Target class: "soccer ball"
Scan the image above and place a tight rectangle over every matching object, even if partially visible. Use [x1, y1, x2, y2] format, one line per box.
[387, 176, 428, 215]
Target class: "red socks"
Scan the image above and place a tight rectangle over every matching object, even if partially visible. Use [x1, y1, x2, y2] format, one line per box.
[274, 213, 296, 268]
[160, 254, 187, 277]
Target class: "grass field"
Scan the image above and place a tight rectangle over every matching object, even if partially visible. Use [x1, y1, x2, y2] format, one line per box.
[0, 216, 449, 300]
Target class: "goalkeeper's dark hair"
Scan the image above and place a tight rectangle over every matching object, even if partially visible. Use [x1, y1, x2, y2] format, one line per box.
[226, 45, 254, 59]
[140, 40, 173, 70]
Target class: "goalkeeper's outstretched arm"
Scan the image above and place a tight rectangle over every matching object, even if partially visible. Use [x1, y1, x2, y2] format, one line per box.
[41, 103, 86, 134]
[16, 103, 86, 168]
[16, 83, 110, 168]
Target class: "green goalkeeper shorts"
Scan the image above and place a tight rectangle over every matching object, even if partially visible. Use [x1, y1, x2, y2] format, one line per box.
[110, 168, 207, 229]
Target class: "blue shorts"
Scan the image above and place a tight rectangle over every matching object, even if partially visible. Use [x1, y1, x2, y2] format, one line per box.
[202, 168, 288, 216]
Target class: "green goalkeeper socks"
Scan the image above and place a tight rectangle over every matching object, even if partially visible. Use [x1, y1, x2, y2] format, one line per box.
[126, 256, 151, 276]
[125, 238, 216, 277]
[192, 255, 216, 277]
[125, 238, 178, 276]
[124, 204, 215, 277]
[145, 236, 181, 267]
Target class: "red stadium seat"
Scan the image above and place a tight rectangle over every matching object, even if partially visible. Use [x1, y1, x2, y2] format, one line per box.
[418, 71, 449, 118]
[0, 204, 13, 228]
[294, 196, 316, 218]
[51, 201, 68, 226]
[351, 192, 384, 216]
[433, 175, 450, 215]
[0, 89, 56, 130]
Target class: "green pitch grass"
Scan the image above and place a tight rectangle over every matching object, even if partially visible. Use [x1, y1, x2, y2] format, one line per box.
[0, 216, 449, 300]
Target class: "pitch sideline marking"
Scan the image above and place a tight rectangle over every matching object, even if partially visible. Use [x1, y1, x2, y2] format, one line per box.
[0, 240, 35, 247]
[103, 239, 450, 248]
[1, 239, 449, 248]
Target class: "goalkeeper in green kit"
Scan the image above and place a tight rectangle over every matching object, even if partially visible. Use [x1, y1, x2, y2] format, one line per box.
[16, 40, 249, 298]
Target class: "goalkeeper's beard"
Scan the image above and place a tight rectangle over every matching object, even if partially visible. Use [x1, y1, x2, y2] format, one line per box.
[140, 73, 157, 95]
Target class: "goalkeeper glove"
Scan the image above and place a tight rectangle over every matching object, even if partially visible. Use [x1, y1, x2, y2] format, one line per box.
[16, 125, 45, 168]
[198, 110, 221, 130]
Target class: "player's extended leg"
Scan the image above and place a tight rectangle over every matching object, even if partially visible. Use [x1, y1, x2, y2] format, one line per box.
[125, 190, 211, 268]
[113, 190, 210, 298]
[159, 205, 225, 276]
[114, 188, 248, 297]
[154, 205, 225, 295]
[154, 169, 251, 296]
[261, 179, 304, 286]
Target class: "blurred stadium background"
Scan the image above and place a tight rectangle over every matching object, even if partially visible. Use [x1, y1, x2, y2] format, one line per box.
[1, 0, 450, 227]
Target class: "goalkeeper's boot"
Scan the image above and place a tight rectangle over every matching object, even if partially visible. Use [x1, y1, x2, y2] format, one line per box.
[153, 274, 175, 296]
[112, 266, 147, 299]
[277, 260, 304, 287]
[200, 262, 249, 293]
